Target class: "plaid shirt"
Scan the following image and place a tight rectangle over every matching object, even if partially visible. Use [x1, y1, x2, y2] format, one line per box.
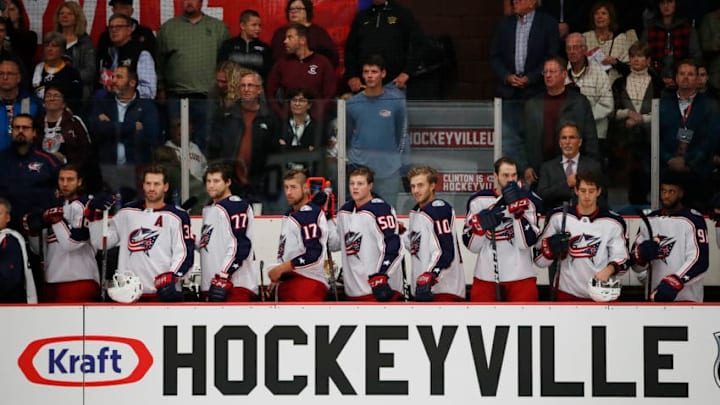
[515, 10, 536, 75]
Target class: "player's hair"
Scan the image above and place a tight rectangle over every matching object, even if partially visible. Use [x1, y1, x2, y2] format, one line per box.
[349, 166, 375, 184]
[493, 157, 517, 175]
[115, 65, 139, 84]
[59, 163, 83, 179]
[0, 197, 11, 213]
[363, 54, 386, 71]
[575, 171, 604, 190]
[407, 166, 438, 185]
[286, 22, 308, 39]
[284, 168, 308, 184]
[589, 1, 619, 32]
[205, 163, 234, 183]
[240, 9, 261, 24]
[628, 41, 650, 58]
[558, 121, 582, 139]
[286, 0, 314, 21]
[54, 1, 87, 37]
[142, 164, 169, 184]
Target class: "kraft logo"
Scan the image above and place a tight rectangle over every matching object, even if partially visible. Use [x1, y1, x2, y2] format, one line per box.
[17, 335, 153, 387]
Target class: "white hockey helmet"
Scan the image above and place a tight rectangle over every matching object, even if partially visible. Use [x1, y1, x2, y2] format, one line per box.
[588, 278, 621, 302]
[107, 272, 143, 303]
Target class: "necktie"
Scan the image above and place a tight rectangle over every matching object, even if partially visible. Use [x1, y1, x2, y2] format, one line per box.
[565, 159, 574, 177]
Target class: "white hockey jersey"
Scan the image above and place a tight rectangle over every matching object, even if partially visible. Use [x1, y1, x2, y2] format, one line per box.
[631, 208, 709, 302]
[328, 197, 403, 298]
[199, 196, 258, 294]
[405, 198, 465, 298]
[91, 201, 194, 294]
[277, 202, 329, 287]
[536, 206, 629, 299]
[462, 190, 542, 282]
[45, 197, 99, 284]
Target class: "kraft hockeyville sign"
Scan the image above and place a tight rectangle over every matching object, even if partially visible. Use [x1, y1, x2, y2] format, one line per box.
[409, 128, 494, 148]
[2, 305, 720, 404]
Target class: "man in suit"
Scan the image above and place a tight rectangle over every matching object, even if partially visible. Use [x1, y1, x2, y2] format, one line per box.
[537, 122, 604, 213]
[489, 0, 559, 167]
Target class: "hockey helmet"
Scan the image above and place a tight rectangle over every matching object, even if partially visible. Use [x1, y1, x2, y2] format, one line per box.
[588, 277, 621, 302]
[107, 272, 143, 303]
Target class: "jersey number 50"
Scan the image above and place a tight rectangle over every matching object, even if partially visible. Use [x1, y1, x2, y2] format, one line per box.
[377, 215, 396, 230]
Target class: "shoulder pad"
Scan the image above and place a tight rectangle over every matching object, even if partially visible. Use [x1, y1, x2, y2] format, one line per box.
[371, 197, 385, 204]
[431, 200, 446, 207]
[300, 204, 313, 212]
[229, 196, 242, 202]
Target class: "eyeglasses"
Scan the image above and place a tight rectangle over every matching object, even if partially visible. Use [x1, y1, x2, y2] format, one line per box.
[0, 71, 18, 77]
[45, 94, 64, 100]
[108, 24, 130, 30]
[288, 7, 306, 12]
[291, 97, 309, 104]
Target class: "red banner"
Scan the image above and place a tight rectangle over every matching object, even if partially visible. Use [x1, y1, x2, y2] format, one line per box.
[436, 172, 495, 193]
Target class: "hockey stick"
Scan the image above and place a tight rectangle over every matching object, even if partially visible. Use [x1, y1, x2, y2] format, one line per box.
[401, 256, 411, 301]
[100, 209, 109, 301]
[326, 248, 339, 301]
[550, 201, 569, 301]
[258, 260, 266, 302]
[180, 196, 198, 213]
[637, 208, 654, 301]
[490, 228, 505, 301]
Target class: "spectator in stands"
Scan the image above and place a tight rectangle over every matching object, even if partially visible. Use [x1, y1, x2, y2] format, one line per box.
[88, 66, 161, 195]
[218, 9, 272, 80]
[0, 17, 28, 83]
[489, 0, 559, 171]
[565, 33, 613, 160]
[611, 41, 663, 205]
[97, 0, 157, 60]
[345, 0, 423, 92]
[522, 56, 599, 186]
[279, 88, 328, 174]
[0, 58, 41, 152]
[538, 122, 605, 212]
[643, 0, 701, 89]
[164, 117, 207, 181]
[206, 69, 279, 200]
[152, 145, 208, 213]
[583, 1, 634, 84]
[346, 54, 409, 207]
[659, 59, 720, 210]
[157, 0, 229, 152]
[697, 61, 719, 100]
[32, 32, 82, 112]
[54, 1, 96, 107]
[266, 23, 336, 119]
[0, 197, 37, 303]
[36, 84, 101, 193]
[4, 0, 37, 79]
[270, 0, 338, 68]
[98, 13, 155, 100]
[699, 6, 720, 94]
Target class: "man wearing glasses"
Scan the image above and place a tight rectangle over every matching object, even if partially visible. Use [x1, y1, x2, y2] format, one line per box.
[98, 13, 156, 99]
[0, 58, 41, 152]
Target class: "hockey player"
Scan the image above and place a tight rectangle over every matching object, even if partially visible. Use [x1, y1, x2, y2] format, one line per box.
[631, 174, 709, 302]
[405, 166, 465, 301]
[268, 169, 329, 301]
[0, 197, 37, 303]
[199, 163, 259, 302]
[40, 164, 100, 302]
[463, 157, 542, 301]
[536, 171, 629, 301]
[89, 165, 194, 302]
[328, 166, 403, 301]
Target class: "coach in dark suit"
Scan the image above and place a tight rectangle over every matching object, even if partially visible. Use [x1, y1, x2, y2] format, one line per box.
[489, 0, 559, 168]
[537, 122, 605, 213]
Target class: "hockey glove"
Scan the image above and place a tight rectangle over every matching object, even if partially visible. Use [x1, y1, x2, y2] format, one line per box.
[22, 210, 44, 236]
[368, 273, 394, 302]
[154, 272, 183, 302]
[208, 273, 233, 302]
[43, 206, 64, 225]
[89, 192, 116, 212]
[467, 214, 485, 236]
[507, 197, 531, 218]
[414, 271, 438, 302]
[501, 181, 524, 204]
[633, 240, 660, 264]
[541, 233, 570, 260]
[653, 274, 683, 302]
[478, 206, 504, 231]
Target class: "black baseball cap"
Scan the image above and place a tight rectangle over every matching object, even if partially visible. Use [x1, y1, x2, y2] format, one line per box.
[109, 0, 133, 6]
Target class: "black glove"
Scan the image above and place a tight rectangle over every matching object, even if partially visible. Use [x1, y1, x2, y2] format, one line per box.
[653, 274, 683, 302]
[154, 272, 183, 302]
[501, 181, 524, 204]
[541, 233, 569, 260]
[22, 210, 45, 236]
[414, 271, 438, 302]
[89, 192, 116, 212]
[478, 206, 504, 230]
[633, 240, 660, 264]
[208, 273, 233, 302]
[368, 273, 394, 301]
